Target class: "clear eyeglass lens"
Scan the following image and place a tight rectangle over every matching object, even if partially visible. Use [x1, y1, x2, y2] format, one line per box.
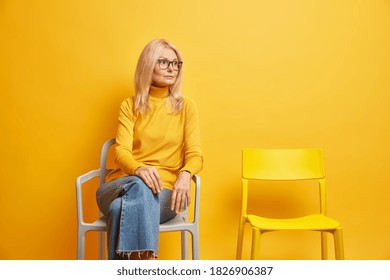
[159, 60, 169, 69]
[171, 61, 178, 69]
[158, 59, 181, 70]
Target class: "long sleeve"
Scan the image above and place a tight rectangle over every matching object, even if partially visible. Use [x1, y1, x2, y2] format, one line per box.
[180, 98, 203, 175]
[114, 98, 144, 175]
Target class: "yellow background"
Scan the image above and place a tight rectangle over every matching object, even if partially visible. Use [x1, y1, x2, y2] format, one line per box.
[1, 0, 389, 260]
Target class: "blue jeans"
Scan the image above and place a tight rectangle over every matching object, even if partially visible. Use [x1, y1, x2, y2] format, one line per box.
[96, 176, 176, 259]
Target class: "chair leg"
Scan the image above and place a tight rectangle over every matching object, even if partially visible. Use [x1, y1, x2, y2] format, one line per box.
[98, 232, 106, 260]
[181, 230, 189, 260]
[251, 228, 261, 260]
[333, 228, 344, 260]
[236, 220, 246, 259]
[77, 228, 86, 260]
[320, 232, 328, 260]
[192, 228, 200, 260]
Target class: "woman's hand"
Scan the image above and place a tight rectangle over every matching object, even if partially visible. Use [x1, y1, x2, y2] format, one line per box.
[171, 171, 191, 214]
[135, 167, 163, 194]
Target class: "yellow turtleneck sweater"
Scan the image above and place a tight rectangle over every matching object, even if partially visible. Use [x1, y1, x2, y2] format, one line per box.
[106, 86, 203, 190]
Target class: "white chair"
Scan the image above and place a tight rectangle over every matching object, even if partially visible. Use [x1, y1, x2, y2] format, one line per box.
[76, 138, 201, 260]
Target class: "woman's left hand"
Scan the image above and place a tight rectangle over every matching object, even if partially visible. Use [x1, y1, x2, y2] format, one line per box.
[171, 171, 191, 214]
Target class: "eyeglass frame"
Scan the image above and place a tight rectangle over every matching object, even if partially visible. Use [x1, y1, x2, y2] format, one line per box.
[157, 59, 183, 71]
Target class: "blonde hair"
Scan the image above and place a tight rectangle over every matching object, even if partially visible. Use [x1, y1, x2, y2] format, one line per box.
[133, 39, 184, 115]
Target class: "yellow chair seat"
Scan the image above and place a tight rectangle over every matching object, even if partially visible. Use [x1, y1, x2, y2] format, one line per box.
[247, 214, 341, 231]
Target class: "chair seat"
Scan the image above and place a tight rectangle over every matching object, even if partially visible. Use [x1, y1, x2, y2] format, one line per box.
[86, 212, 191, 232]
[83, 212, 191, 232]
[247, 214, 341, 231]
[160, 213, 186, 226]
[159, 212, 196, 232]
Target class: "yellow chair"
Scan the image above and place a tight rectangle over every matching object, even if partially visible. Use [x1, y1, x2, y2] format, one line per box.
[236, 148, 344, 260]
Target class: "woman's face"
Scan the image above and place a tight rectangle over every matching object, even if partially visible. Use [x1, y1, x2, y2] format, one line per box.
[151, 47, 180, 88]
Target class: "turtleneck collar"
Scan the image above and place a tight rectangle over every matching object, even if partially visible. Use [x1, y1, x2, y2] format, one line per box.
[149, 85, 170, 98]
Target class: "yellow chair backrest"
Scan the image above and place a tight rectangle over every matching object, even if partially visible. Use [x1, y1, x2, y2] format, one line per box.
[242, 148, 325, 180]
[241, 148, 328, 217]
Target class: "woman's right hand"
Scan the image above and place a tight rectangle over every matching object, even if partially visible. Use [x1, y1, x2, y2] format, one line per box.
[134, 167, 163, 194]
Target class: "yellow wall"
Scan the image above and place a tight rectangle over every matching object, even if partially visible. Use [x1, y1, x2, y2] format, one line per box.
[1, 0, 389, 259]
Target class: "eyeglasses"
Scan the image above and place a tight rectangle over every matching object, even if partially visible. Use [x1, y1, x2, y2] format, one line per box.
[157, 59, 183, 71]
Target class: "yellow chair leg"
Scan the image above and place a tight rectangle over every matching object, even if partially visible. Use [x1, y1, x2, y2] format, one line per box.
[320, 232, 328, 260]
[333, 228, 344, 260]
[251, 228, 261, 260]
[236, 220, 246, 260]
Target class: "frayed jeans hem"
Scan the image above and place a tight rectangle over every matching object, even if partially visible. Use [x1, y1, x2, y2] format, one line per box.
[116, 250, 157, 260]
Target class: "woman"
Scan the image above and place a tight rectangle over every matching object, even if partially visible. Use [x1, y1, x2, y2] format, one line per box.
[96, 39, 203, 260]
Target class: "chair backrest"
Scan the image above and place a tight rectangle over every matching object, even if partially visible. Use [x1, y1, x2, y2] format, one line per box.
[242, 148, 325, 180]
[241, 148, 327, 215]
[98, 138, 116, 186]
